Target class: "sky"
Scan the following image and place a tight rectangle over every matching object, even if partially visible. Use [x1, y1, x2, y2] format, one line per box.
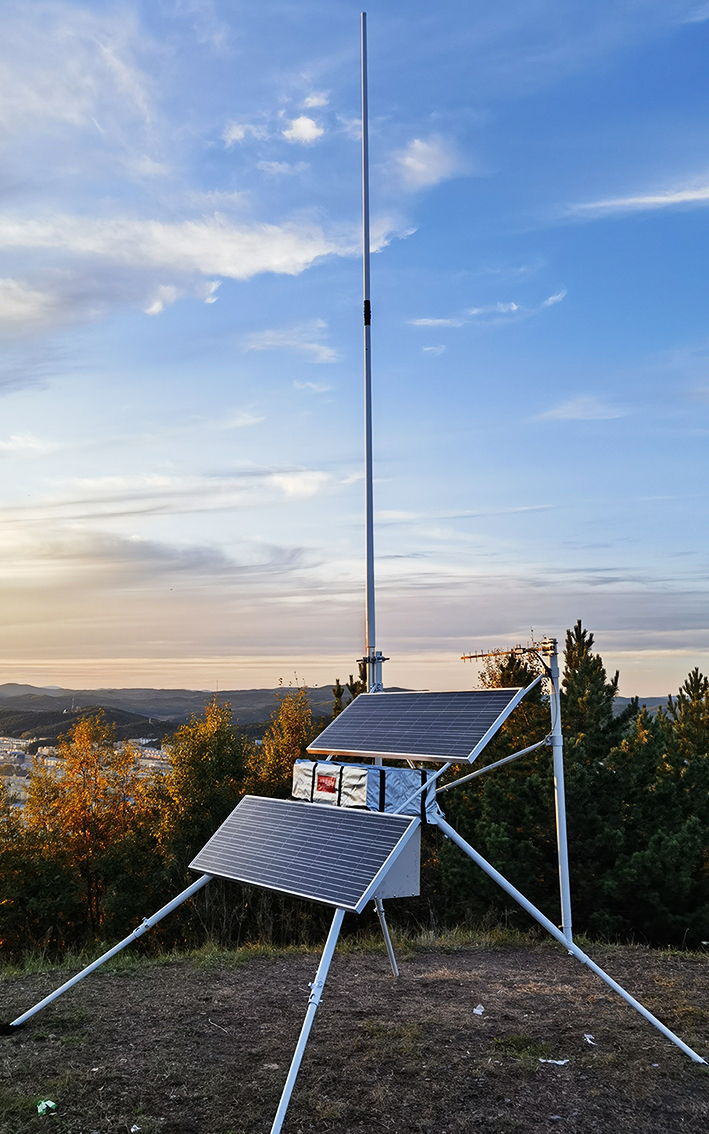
[1, 0, 709, 695]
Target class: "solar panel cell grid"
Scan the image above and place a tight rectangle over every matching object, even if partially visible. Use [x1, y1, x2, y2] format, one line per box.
[189, 796, 418, 912]
[308, 689, 522, 762]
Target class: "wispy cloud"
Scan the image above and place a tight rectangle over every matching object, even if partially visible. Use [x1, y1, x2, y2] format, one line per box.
[0, 205, 404, 333]
[396, 136, 463, 191]
[537, 395, 628, 421]
[0, 343, 65, 395]
[282, 116, 323, 144]
[0, 467, 334, 527]
[468, 301, 519, 315]
[0, 278, 59, 327]
[0, 6, 154, 138]
[222, 121, 267, 145]
[257, 161, 309, 176]
[220, 410, 264, 429]
[410, 291, 566, 329]
[409, 317, 465, 328]
[542, 290, 567, 307]
[681, 3, 709, 23]
[0, 527, 305, 587]
[479, 262, 544, 278]
[0, 215, 354, 332]
[244, 320, 338, 363]
[293, 379, 334, 393]
[422, 345, 446, 355]
[0, 213, 343, 280]
[0, 3, 173, 199]
[271, 470, 330, 498]
[303, 92, 328, 108]
[144, 284, 178, 316]
[142, 278, 219, 316]
[336, 115, 361, 141]
[0, 432, 55, 457]
[172, 0, 231, 52]
[573, 184, 709, 216]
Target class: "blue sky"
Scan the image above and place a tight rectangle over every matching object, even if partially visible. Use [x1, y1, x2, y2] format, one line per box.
[1, 0, 709, 694]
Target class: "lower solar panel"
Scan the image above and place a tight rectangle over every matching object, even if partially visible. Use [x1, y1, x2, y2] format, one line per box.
[188, 795, 420, 913]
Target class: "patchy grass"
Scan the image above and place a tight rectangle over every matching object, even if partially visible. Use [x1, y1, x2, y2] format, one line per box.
[494, 1032, 554, 1065]
[0, 923, 553, 981]
[1, 940, 707, 1133]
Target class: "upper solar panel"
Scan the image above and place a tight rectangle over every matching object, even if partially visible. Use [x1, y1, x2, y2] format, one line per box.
[189, 795, 419, 913]
[307, 688, 524, 764]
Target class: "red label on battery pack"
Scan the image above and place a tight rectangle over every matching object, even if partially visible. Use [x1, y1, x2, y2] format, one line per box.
[316, 773, 337, 794]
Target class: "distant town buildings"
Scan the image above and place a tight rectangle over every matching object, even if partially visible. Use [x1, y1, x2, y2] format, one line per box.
[0, 734, 171, 807]
[0, 736, 30, 805]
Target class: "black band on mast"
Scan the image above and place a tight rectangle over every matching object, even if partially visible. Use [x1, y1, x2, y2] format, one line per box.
[364, 299, 371, 325]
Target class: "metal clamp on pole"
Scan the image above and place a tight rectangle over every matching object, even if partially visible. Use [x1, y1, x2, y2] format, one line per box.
[307, 977, 326, 1006]
[358, 651, 389, 693]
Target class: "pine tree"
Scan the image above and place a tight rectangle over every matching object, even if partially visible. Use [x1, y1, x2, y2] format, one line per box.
[331, 678, 345, 719]
[346, 661, 367, 703]
[439, 648, 556, 926]
[597, 706, 707, 944]
[659, 667, 709, 771]
[560, 621, 638, 931]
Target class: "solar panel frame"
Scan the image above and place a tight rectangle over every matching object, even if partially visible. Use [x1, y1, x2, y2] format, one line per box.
[307, 687, 531, 764]
[188, 795, 420, 913]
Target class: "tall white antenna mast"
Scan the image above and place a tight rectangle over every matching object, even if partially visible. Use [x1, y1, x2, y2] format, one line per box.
[361, 11, 385, 692]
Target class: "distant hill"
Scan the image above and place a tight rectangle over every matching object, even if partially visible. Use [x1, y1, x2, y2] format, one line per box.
[0, 683, 665, 742]
[0, 706, 175, 748]
[0, 682, 346, 744]
[614, 695, 667, 716]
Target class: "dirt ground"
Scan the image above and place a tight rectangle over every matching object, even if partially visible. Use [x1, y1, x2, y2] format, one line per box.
[1, 939, 707, 1134]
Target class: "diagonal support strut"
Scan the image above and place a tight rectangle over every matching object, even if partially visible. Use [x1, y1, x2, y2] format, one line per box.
[270, 907, 346, 1134]
[434, 813, 706, 1064]
[5, 874, 212, 1031]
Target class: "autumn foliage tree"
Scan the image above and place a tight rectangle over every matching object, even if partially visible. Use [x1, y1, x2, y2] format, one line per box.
[0, 778, 84, 956]
[144, 698, 254, 948]
[245, 686, 319, 799]
[24, 712, 152, 937]
[157, 697, 251, 870]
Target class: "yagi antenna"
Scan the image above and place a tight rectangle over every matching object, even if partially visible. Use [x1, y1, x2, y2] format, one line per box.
[361, 11, 386, 692]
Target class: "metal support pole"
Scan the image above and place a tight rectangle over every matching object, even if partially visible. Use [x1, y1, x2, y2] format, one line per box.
[548, 639, 573, 943]
[374, 897, 399, 977]
[270, 907, 346, 1134]
[8, 874, 212, 1029]
[360, 11, 384, 694]
[434, 813, 706, 1064]
[361, 11, 377, 692]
